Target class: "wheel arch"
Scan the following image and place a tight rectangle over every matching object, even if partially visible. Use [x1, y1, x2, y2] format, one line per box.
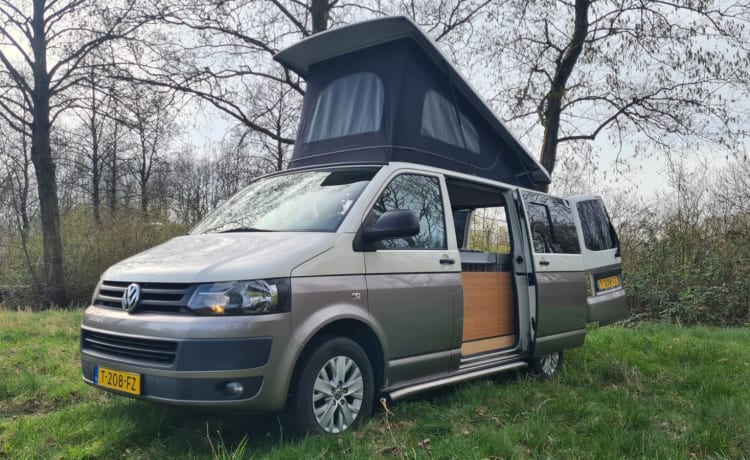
[288, 318, 386, 400]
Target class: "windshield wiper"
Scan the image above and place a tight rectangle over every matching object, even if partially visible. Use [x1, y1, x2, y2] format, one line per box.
[216, 227, 274, 233]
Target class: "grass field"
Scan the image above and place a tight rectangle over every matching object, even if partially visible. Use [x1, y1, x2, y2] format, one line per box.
[1, 310, 749, 459]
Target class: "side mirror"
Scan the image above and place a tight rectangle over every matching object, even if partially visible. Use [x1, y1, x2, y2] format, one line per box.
[363, 210, 420, 242]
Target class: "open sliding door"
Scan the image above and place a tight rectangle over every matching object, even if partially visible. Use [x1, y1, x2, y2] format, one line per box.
[519, 191, 587, 356]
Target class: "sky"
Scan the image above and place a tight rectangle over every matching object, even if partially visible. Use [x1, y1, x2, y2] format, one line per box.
[2, 2, 745, 206]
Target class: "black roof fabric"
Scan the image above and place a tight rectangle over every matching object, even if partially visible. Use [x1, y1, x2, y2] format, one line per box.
[274, 16, 550, 187]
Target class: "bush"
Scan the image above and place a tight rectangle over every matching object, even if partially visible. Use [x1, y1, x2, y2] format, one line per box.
[623, 213, 750, 326]
[0, 208, 188, 309]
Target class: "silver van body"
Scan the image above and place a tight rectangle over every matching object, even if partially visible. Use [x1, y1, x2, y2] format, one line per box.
[80, 162, 625, 433]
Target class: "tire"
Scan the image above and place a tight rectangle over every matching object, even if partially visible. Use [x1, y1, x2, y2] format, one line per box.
[285, 337, 374, 435]
[529, 350, 564, 379]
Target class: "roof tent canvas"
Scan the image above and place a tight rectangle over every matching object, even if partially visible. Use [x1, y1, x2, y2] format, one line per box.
[274, 16, 550, 188]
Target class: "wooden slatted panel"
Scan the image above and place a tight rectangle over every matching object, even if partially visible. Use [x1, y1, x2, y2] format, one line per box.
[461, 335, 516, 356]
[461, 272, 514, 342]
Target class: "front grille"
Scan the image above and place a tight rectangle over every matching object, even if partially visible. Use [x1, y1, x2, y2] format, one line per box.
[82, 330, 178, 365]
[94, 280, 196, 314]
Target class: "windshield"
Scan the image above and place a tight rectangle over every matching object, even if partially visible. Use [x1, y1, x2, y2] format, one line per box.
[191, 168, 378, 234]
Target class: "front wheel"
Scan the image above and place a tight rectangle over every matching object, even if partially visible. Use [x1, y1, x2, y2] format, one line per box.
[286, 337, 374, 435]
[529, 350, 563, 379]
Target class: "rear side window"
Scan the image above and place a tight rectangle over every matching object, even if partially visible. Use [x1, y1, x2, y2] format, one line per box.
[523, 192, 580, 254]
[576, 199, 617, 251]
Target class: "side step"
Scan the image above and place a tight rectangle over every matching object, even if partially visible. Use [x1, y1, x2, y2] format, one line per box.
[386, 360, 528, 401]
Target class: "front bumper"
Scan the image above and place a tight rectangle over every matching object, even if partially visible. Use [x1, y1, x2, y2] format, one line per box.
[80, 306, 298, 412]
[81, 361, 265, 404]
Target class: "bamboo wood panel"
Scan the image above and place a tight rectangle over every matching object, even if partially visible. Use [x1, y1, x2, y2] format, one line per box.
[461, 335, 516, 356]
[461, 272, 515, 342]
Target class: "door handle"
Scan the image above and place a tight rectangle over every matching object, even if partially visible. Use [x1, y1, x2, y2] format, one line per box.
[539, 259, 550, 266]
[440, 257, 456, 265]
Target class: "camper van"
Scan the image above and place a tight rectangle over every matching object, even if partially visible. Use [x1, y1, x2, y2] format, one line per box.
[80, 17, 626, 435]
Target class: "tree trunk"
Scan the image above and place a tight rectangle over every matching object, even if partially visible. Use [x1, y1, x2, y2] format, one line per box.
[109, 108, 118, 214]
[30, 0, 67, 307]
[537, 0, 590, 192]
[90, 77, 101, 223]
[19, 132, 31, 236]
[310, 0, 331, 34]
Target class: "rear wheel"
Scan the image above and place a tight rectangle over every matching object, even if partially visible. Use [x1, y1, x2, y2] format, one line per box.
[286, 337, 374, 435]
[529, 351, 563, 379]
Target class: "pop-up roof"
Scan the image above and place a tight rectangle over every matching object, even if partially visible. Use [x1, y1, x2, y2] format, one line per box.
[274, 16, 550, 188]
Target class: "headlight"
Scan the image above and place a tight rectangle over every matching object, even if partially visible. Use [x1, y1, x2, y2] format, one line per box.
[187, 278, 291, 316]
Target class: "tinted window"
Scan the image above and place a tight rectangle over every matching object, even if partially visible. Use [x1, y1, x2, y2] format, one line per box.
[420, 90, 479, 153]
[523, 192, 580, 254]
[369, 174, 446, 249]
[305, 72, 384, 142]
[577, 199, 616, 251]
[526, 203, 553, 253]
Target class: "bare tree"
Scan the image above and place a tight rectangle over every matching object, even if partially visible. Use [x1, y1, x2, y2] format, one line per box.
[112, 0, 493, 171]
[0, 125, 42, 297]
[120, 82, 180, 214]
[0, 0, 152, 306]
[480, 0, 750, 191]
[56, 65, 120, 223]
[715, 156, 750, 215]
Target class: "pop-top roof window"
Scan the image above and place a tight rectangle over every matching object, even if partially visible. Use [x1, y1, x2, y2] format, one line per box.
[305, 72, 384, 142]
[420, 90, 480, 153]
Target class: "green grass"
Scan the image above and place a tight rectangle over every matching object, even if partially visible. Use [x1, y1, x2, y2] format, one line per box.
[1, 310, 749, 459]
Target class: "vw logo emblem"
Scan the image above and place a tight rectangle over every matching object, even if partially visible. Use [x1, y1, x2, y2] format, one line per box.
[122, 283, 141, 312]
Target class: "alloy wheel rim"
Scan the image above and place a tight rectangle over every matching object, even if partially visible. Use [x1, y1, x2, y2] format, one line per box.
[312, 355, 364, 433]
[541, 352, 560, 376]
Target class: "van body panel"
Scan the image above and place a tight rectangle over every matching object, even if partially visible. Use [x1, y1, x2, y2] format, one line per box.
[569, 195, 627, 325]
[103, 232, 337, 283]
[290, 233, 365, 277]
[289, 275, 372, 349]
[587, 286, 627, 324]
[534, 270, 587, 338]
[387, 349, 456, 385]
[366, 271, 460, 362]
[533, 329, 587, 355]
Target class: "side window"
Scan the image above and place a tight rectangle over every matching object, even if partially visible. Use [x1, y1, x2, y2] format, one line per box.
[526, 203, 554, 253]
[547, 197, 580, 254]
[305, 72, 384, 142]
[577, 200, 616, 251]
[466, 207, 511, 253]
[420, 90, 480, 153]
[369, 174, 446, 249]
[523, 192, 580, 254]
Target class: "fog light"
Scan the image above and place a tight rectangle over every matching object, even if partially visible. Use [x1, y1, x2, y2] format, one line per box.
[222, 381, 244, 397]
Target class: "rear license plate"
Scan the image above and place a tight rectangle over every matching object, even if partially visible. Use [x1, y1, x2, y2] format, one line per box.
[597, 275, 620, 291]
[94, 366, 141, 395]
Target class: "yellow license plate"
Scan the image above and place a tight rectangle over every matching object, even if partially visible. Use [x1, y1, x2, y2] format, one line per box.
[597, 275, 620, 291]
[95, 366, 141, 395]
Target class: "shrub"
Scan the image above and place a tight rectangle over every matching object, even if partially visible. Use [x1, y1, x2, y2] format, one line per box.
[0, 208, 188, 309]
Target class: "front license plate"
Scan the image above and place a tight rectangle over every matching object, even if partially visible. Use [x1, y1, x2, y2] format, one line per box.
[94, 366, 141, 395]
[597, 275, 620, 291]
